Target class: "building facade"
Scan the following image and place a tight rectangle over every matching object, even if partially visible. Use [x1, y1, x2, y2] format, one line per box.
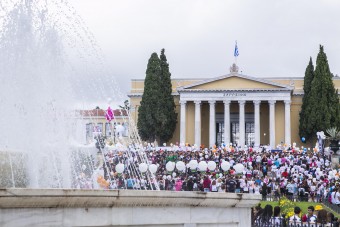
[129, 65, 340, 148]
[80, 109, 128, 144]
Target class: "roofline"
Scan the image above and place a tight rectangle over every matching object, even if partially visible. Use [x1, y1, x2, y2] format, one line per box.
[131, 76, 306, 81]
[178, 89, 292, 93]
[178, 73, 294, 90]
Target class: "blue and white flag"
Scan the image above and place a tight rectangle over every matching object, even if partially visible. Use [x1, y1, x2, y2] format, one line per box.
[234, 41, 239, 57]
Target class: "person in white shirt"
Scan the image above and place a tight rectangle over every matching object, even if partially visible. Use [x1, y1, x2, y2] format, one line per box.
[332, 188, 340, 205]
[289, 206, 302, 223]
[254, 182, 261, 194]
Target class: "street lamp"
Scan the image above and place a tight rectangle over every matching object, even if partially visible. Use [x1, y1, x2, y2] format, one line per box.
[317, 131, 326, 168]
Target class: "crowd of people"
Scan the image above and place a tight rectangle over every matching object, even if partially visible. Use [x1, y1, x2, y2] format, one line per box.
[93, 143, 338, 202]
[253, 204, 339, 226]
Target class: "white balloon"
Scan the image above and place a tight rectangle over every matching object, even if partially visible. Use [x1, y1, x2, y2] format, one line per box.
[176, 161, 186, 171]
[172, 172, 177, 177]
[149, 164, 158, 174]
[166, 161, 175, 172]
[116, 163, 125, 173]
[207, 161, 217, 171]
[221, 161, 231, 171]
[234, 163, 245, 173]
[198, 161, 208, 172]
[189, 160, 198, 170]
[139, 163, 148, 173]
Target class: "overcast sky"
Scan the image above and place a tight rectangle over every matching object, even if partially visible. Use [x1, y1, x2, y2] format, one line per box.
[70, 0, 340, 97]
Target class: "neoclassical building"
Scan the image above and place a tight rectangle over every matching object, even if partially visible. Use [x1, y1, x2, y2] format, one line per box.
[129, 64, 340, 148]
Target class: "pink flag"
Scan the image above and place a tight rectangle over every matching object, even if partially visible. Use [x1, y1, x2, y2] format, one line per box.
[105, 107, 114, 122]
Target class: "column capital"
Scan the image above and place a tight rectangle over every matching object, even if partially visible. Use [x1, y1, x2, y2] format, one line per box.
[223, 99, 231, 105]
[284, 100, 292, 105]
[238, 100, 246, 105]
[208, 100, 216, 105]
[253, 100, 261, 105]
[179, 100, 187, 105]
[268, 100, 276, 105]
[194, 100, 202, 105]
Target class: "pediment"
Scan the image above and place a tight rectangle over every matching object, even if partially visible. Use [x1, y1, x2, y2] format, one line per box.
[180, 74, 292, 91]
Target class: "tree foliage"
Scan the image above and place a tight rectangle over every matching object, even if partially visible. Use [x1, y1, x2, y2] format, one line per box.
[137, 50, 177, 143]
[137, 53, 161, 142]
[300, 45, 340, 142]
[299, 57, 314, 141]
[157, 49, 178, 143]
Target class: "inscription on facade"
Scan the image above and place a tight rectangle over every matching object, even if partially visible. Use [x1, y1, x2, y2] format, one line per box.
[223, 93, 247, 97]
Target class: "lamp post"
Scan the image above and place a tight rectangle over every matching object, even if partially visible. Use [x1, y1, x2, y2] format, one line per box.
[317, 131, 326, 168]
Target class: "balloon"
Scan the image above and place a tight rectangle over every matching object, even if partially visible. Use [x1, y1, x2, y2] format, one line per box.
[149, 164, 158, 174]
[82, 164, 86, 171]
[221, 161, 231, 171]
[116, 163, 125, 173]
[198, 161, 208, 172]
[172, 172, 177, 177]
[189, 160, 198, 170]
[301, 137, 306, 142]
[139, 163, 148, 173]
[234, 163, 244, 174]
[207, 161, 217, 171]
[166, 161, 175, 172]
[176, 161, 186, 171]
[163, 143, 166, 146]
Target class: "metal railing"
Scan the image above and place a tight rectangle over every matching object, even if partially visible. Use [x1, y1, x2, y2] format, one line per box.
[322, 199, 340, 214]
[253, 217, 338, 227]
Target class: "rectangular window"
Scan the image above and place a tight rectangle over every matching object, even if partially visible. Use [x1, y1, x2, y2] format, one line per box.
[97, 123, 103, 134]
[231, 122, 240, 146]
[245, 122, 255, 146]
[86, 123, 93, 142]
[105, 122, 111, 137]
[216, 123, 224, 146]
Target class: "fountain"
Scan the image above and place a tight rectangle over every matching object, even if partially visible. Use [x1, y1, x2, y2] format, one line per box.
[0, 0, 157, 190]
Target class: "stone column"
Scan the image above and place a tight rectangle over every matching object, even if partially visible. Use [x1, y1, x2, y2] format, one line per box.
[180, 100, 187, 144]
[238, 100, 246, 148]
[269, 100, 276, 148]
[194, 101, 201, 146]
[284, 100, 291, 146]
[253, 100, 261, 147]
[209, 100, 216, 147]
[223, 100, 231, 145]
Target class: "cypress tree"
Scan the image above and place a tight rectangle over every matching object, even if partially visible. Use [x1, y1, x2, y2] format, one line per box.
[305, 45, 340, 138]
[137, 53, 161, 142]
[299, 57, 314, 141]
[157, 49, 178, 143]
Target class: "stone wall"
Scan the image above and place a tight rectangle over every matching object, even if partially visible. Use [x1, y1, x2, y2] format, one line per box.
[0, 189, 261, 227]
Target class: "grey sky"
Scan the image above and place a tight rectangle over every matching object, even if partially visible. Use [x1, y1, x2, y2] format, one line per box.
[70, 0, 340, 97]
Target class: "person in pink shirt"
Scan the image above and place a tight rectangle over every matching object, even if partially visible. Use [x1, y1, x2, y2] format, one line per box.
[175, 178, 183, 191]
